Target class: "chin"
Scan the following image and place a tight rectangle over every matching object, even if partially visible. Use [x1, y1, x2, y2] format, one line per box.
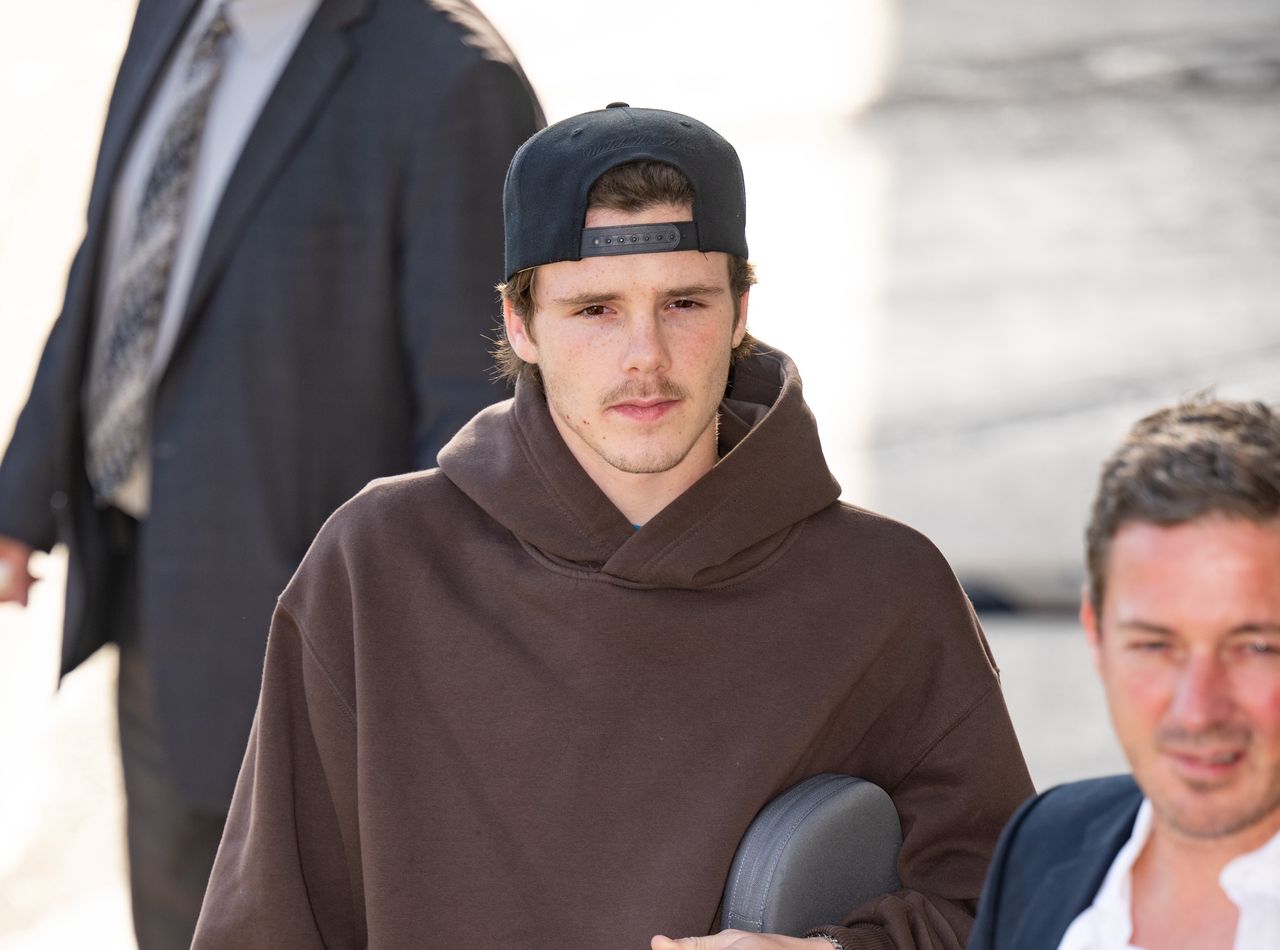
[597, 435, 699, 476]
[1154, 787, 1280, 840]
[608, 449, 688, 475]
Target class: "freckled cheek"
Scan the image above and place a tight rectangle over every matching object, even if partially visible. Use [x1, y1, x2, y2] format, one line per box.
[560, 332, 607, 360]
[670, 328, 734, 387]
[545, 336, 607, 385]
[680, 319, 734, 350]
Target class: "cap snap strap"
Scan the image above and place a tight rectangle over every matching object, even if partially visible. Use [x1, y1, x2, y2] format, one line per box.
[580, 221, 698, 258]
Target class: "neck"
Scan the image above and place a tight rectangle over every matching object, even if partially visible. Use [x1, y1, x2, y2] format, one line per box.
[1145, 805, 1280, 878]
[557, 420, 720, 526]
[1137, 826, 1231, 894]
[589, 463, 710, 526]
[1126, 813, 1280, 950]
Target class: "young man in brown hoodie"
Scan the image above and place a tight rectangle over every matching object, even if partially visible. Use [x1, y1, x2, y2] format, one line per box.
[192, 104, 1033, 950]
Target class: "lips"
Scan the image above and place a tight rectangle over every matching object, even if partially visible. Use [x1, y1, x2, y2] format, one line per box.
[1163, 747, 1246, 783]
[609, 398, 680, 422]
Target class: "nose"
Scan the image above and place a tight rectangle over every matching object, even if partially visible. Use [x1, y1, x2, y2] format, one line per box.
[1169, 653, 1235, 732]
[623, 311, 670, 375]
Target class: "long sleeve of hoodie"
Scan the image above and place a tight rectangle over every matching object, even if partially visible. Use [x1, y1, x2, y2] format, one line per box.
[804, 547, 1032, 950]
[193, 605, 364, 950]
[810, 684, 1029, 950]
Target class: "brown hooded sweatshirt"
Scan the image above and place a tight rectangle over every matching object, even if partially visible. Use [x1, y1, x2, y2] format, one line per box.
[193, 346, 1033, 950]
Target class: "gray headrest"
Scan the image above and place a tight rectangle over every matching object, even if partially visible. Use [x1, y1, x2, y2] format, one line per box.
[723, 774, 902, 936]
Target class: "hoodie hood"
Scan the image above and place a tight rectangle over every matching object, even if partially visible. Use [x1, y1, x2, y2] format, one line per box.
[438, 344, 841, 588]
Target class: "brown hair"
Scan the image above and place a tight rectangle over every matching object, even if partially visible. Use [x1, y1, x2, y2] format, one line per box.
[1085, 395, 1280, 610]
[494, 160, 757, 387]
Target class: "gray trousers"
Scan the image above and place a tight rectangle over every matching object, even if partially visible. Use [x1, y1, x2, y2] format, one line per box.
[106, 509, 227, 950]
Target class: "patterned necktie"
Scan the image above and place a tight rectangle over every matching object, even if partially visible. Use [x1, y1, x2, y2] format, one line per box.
[84, 5, 233, 502]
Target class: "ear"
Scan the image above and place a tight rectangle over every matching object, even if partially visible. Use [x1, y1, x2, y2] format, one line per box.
[504, 299, 538, 364]
[731, 290, 750, 348]
[1079, 585, 1103, 673]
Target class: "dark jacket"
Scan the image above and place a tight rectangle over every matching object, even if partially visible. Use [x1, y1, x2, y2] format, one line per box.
[969, 775, 1143, 950]
[0, 0, 542, 809]
[193, 346, 1034, 950]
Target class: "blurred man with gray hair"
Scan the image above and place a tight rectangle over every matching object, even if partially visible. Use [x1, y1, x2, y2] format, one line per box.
[971, 397, 1280, 950]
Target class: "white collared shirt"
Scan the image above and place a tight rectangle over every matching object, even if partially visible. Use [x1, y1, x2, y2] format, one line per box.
[1058, 798, 1280, 950]
[93, 0, 322, 516]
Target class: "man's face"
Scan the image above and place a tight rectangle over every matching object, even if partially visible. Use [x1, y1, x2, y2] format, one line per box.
[504, 202, 747, 488]
[1081, 517, 1280, 847]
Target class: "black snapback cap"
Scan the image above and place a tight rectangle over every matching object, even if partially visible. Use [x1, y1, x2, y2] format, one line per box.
[502, 103, 748, 280]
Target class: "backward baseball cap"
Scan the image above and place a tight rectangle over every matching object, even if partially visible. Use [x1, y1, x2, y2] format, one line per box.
[502, 103, 748, 281]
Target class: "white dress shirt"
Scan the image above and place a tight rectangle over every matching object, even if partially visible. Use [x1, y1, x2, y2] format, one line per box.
[92, 0, 321, 516]
[1058, 798, 1280, 950]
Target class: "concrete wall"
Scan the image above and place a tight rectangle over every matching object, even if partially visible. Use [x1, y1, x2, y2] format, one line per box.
[863, 0, 1280, 605]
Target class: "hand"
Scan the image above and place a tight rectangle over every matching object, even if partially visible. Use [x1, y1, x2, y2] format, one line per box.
[0, 535, 36, 606]
[652, 931, 835, 950]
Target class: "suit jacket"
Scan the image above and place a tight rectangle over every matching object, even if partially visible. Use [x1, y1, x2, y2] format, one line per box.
[968, 775, 1143, 950]
[0, 0, 542, 811]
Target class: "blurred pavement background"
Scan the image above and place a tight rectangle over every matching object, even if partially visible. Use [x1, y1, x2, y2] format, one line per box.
[2, 0, 1276, 946]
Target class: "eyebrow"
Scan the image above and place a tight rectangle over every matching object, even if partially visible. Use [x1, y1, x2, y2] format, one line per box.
[1115, 620, 1280, 636]
[1116, 621, 1176, 636]
[550, 284, 727, 307]
[664, 284, 727, 299]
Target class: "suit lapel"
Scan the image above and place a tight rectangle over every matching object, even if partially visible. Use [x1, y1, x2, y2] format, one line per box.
[90, 0, 203, 224]
[1010, 791, 1143, 948]
[177, 0, 373, 347]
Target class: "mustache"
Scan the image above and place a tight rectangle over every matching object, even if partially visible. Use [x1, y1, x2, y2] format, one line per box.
[601, 378, 689, 407]
[1156, 723, 1252, 750]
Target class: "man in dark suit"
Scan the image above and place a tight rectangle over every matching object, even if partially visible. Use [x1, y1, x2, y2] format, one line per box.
[0, 0, 541, 946]
[970, 397, 1280, 950]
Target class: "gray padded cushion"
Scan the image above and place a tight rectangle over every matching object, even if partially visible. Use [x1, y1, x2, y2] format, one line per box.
[723, 774, 902, 936]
